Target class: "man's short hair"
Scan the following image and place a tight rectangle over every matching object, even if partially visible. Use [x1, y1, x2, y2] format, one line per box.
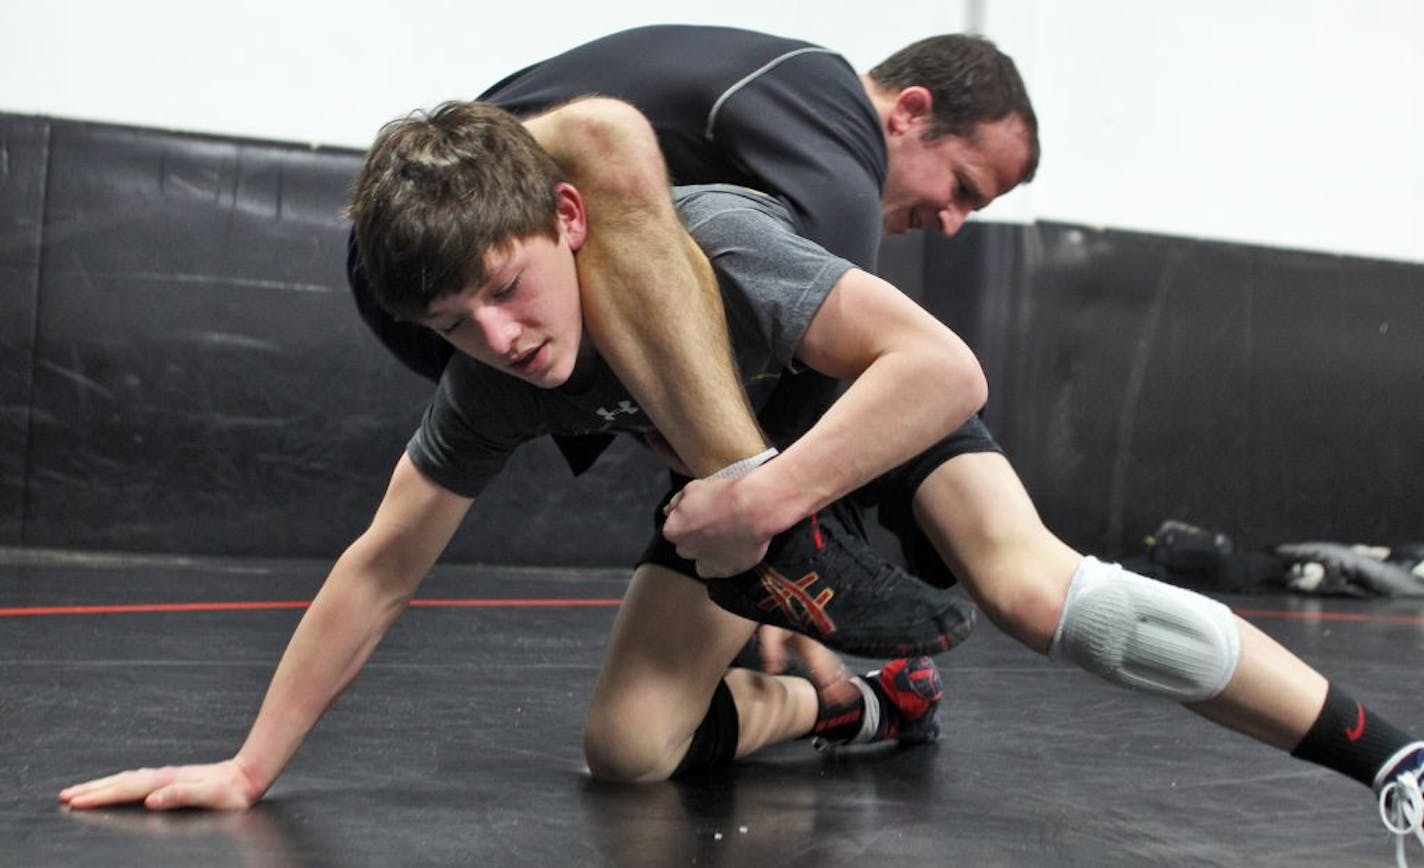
[869, 34, 1040, 181]
[349, 101, 565, 320]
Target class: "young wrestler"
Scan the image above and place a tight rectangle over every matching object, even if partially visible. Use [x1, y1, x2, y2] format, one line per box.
[58, 100, 989, 807]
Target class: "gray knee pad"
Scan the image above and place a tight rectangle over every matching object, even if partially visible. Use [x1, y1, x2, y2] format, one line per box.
[1049, 557, 1241, 703]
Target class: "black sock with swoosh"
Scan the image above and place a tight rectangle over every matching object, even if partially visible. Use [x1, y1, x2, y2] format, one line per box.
[1290, 683, 1416, 787]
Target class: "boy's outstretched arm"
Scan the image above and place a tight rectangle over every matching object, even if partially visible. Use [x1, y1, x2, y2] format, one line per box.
[59, 454, 473, 810]
[522, 99, 771, 477]
[663, 267, 988, 573]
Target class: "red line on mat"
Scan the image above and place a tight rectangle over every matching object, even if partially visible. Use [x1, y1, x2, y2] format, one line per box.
[0, 598, 623, 617]
[1232, 607, 1424, 626]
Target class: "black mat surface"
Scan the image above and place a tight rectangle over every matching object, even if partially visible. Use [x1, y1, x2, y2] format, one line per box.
[4, 551, 1421, 866]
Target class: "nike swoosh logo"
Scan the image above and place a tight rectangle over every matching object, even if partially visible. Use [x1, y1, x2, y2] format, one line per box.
[1345, 702, 1366, 742]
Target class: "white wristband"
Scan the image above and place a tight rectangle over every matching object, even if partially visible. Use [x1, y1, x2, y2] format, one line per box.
[708, 448, 779, 481]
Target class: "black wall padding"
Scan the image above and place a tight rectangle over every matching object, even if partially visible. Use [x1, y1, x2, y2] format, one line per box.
[926, 223, 1424, 558]
[1, 114, 665, 564]
[3, 112, 1420, 565]
[0, 116, 47, 547]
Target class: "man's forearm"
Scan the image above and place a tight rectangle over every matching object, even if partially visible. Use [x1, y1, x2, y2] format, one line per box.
[524, 98, 768, 475]
[725, 265, 990, 539]
[746, 339, 986, 534]
[577, 220, 768, 475]
[658, 325, 985, 575]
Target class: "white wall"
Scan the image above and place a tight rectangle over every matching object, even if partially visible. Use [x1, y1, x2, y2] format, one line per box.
[4, 0, 1421, 263]
[989, 0, 1424, 264]
[0, 1, 965, 147]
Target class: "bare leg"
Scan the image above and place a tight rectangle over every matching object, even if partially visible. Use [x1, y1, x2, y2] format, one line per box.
[909, 452, 1080, 651]
[1186, 619, 1326, 750]
[583, 563, 820, 782]
[524, 100, 768, 476]
[911, 451, 1325, 751]
[578, 214, 767, 477]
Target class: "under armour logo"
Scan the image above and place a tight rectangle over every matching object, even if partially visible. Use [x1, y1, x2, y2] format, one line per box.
[595, 401, 641, 423]
[753, 565, 836, 636]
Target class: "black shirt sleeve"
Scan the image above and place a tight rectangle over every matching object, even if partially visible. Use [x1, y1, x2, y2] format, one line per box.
[704, 48, 886, 271]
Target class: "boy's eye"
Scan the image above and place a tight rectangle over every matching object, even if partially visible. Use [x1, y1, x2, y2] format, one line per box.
[438, 318, 466, 336]
[491, 276, 520, 301]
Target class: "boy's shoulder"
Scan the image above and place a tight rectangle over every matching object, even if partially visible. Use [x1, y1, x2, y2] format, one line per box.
[672, 184, 797, 234]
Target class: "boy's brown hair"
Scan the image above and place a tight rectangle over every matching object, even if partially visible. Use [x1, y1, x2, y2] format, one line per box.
[349, 101, 565, 320]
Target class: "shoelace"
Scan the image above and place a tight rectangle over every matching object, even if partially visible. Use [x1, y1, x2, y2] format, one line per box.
[1380, 769, 1424, 868]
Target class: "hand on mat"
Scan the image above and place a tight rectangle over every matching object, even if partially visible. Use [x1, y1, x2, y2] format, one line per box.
[59, 758, 261, 811]
[662, 476, 772, 577]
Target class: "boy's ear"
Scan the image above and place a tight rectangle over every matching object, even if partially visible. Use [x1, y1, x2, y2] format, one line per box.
[555, 182, 589, 251]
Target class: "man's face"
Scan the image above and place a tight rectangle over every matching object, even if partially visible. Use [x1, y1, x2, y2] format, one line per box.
[881, 114, 1031, 237]
[421, 185, 587, 389]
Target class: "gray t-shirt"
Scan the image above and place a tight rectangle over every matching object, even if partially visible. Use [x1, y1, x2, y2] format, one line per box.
[406, 184, 855, 498]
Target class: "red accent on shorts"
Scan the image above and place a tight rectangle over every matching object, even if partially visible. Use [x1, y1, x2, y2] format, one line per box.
[810, 513, 824, 551]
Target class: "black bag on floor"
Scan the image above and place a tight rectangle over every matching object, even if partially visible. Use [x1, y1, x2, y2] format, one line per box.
[1135, 520, 1286, 594]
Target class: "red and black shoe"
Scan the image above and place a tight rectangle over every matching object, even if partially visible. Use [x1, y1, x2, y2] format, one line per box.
[704, 500, 975, 659]
[810, 656, 943, 751]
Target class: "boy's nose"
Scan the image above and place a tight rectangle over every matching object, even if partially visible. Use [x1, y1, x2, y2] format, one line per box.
[475, 311, 519, 356]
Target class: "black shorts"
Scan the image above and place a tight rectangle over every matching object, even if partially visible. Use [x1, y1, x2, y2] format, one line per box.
[638, 416, 1002, 588]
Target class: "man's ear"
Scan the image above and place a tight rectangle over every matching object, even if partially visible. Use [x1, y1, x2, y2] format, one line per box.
[555, 182, 589, 250]
[886, 86, 934, 136]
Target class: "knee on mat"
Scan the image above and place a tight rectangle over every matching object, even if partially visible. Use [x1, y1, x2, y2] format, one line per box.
[582, 709, 682, 783]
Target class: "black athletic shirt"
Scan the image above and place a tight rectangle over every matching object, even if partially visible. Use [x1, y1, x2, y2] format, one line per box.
[479, 25, 887, 270]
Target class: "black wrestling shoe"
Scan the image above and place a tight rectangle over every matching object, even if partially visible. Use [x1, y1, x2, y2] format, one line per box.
[704, 501, 975, 659]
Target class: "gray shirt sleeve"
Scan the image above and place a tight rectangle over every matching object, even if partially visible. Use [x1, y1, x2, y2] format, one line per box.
[675, 185, 856, 378]
[405, 354, 548, 498]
